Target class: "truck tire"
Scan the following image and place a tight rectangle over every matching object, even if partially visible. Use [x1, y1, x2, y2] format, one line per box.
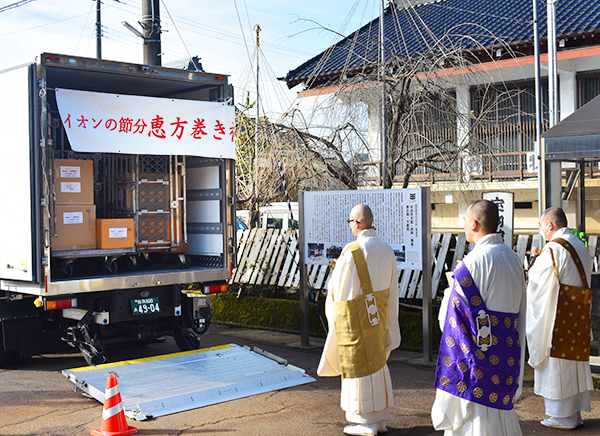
[181, 296, 211, 335]
[173, 320, 200, 351]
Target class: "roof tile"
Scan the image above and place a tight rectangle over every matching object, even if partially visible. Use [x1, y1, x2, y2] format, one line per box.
[283, 0, 600, 88]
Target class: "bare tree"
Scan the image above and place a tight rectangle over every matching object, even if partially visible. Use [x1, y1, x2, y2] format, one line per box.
[235, 106, 363, 228]
[327, 25, 540, 189]
[237, 13, 542, 215]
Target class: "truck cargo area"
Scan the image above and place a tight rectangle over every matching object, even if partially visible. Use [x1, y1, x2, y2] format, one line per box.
[44, 56, 232, 286]
[0, 54, 236, 366]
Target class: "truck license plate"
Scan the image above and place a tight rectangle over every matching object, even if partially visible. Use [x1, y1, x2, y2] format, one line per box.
[130, 297, 161, 315]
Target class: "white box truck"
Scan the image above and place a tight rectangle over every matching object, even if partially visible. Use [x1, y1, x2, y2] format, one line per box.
[0, 53, 237, 366]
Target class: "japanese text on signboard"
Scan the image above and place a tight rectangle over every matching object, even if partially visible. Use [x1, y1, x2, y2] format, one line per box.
[302, 189, 424, 269]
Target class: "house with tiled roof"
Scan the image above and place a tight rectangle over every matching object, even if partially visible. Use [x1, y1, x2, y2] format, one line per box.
[280, 0, 600, 232]
[284, 0, 600, 89]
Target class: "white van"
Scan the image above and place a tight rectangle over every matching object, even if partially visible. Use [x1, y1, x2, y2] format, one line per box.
[260, 202, 299, 230]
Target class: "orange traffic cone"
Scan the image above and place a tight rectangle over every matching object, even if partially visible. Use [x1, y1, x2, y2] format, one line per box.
[91, 374, 138, 436]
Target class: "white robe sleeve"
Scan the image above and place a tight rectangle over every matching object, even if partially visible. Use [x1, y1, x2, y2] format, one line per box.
[526, 248, 559, 369]
[515, 285, 527, 399]
[386, 254, 400, 357]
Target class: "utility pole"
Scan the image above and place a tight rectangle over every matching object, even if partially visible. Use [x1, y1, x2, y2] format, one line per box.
[142, 0, 161, 66]
[253, 24, 261, 229]
[544, 0, 562, 211]
[379, 0, 389, 188]
[547, 0, 558, 127]
[95, 0, 101, 59]
[533, 0, 544, 241]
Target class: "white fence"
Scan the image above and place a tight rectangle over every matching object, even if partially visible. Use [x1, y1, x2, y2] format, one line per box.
[231, 230, 600, 298]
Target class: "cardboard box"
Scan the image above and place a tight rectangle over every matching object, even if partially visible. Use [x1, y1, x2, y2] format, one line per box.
[53, 205, 96, 251]
[97, 219, 135, 249]
[54, 159, 94, 205]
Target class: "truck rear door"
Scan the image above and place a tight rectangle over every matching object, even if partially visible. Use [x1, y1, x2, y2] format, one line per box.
[0, 62, 40, 283]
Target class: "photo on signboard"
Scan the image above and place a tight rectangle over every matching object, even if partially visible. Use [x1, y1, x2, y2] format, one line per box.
[392, 245, 406, 262]
[307, 243, 325, 260]
[326, 245, 343, 259]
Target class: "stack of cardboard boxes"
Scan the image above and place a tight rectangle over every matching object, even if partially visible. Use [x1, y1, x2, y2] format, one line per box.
[52, 159, 135, 252]
[53, 159, 97, 251]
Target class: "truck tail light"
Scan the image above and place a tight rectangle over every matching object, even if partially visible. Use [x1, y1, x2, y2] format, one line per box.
[45, 298, 77, 310]
[204, 284, 227, 294]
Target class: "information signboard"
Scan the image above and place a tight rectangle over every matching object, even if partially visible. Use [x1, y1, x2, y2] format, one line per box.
[301, 188, 424, 270]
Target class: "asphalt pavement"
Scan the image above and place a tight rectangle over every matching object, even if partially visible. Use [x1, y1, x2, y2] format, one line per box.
[0, 324, 599, 435]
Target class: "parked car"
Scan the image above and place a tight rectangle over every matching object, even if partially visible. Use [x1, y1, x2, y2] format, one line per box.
[237, 218, 248, 230]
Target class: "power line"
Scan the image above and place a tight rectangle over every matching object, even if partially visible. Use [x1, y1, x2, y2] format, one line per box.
[234, 0, 255, 89]
[0, 11, 92, 37]
[74, 1, 95, 55]
[114, 0, 313, 58]
[160, 0, 198, 70]
[0, 0, 36, 14]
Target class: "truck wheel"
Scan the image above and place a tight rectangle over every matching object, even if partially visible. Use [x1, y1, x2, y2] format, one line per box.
[173, 321, 200, 351]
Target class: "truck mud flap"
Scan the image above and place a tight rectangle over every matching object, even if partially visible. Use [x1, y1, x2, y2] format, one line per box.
[62, 343, 315, 420]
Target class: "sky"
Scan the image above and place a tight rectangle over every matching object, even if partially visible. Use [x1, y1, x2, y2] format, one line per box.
[0, 0, 381, 119]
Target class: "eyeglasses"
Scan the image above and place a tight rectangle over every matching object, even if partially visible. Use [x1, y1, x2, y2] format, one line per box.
[347, 219, 360, 224]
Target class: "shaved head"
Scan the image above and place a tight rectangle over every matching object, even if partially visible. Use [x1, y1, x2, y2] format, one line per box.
[541, 207, 567, 229]
[349, 204, 374, 228]
[467, 200, 499, 234]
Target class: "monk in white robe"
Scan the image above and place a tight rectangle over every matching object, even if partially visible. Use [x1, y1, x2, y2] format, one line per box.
[318, 204, 400, 436]
[431, 200, 527, 436]
[526, 207, 594, 430]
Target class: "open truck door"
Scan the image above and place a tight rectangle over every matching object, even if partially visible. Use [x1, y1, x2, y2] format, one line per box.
[0, 62, 40, 284]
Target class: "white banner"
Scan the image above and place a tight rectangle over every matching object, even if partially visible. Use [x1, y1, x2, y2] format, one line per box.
[55, 88, 235, 159]
[482, 191, 515, 247]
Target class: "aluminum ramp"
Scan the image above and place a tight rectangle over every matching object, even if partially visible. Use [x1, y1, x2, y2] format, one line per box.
[62, 343, 316, 420]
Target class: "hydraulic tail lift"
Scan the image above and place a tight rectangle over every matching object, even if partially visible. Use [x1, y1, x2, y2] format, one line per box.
[62, 343, 315, 420]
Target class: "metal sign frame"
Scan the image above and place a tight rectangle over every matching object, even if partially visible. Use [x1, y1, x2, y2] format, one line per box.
[298, 188, 432, 362]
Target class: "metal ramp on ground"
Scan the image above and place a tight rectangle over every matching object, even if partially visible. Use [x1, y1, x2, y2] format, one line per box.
[62, 343, 316, 420]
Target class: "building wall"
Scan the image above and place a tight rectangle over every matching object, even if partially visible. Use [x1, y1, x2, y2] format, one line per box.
[420, 179, 600, 234]
[366, 46, 600, 234]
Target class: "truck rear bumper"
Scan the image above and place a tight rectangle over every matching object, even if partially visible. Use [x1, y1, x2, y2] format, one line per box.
[3, 267, 230, 297]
